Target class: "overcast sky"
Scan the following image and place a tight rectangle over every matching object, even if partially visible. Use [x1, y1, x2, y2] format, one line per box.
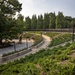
[18, 0, 75, 18]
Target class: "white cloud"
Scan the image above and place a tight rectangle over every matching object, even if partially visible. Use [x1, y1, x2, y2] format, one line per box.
[18, 0, 75, 18]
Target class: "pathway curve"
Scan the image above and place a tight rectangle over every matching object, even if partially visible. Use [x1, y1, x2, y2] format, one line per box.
[3, 35, 51, 63]
[0, 39, 34, 55]
[11, 34, 74, 61]
[31, 35, 51, 54]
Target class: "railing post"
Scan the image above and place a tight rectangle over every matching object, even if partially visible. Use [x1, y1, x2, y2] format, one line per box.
[13, 41, 16, 52]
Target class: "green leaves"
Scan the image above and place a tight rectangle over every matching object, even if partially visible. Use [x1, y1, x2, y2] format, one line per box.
[43, 13, 49, 29]
[49, 12, 56, 28]
[25, 16, 31, 29]
[0, 0, 23, 45]
[37, 15, 43, 29]
[56, 12, 64, 28]
[1, 42, 75, 75]
[31, 15, 37, 29]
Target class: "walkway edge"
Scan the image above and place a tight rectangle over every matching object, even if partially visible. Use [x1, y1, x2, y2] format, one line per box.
[0, 35, 51, 64]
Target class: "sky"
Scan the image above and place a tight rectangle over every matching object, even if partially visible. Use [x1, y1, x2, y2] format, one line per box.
[18, 0, 75, 18]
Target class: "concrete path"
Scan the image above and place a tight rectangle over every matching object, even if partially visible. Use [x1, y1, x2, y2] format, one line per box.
[2, 35, 51, 63]
[31, 35, 51, 54]
[0, 39, 34, 55]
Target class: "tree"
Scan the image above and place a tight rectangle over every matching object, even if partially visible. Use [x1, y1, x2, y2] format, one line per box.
[49, 12, 56, 29]
[17, 14, 24, 20]
[0, 0, 22, 44]
[64, 16, 72, 28]
[0, 0, 22, 15]
[17, 14, 25, 33]
[16, 14, 25, 43]
[43, 13, 49, 29]
[37, 14, 43, 29]
[56, 12, 64, 28]
[25, 16, 31, 29]
[31, 15, 37, 29]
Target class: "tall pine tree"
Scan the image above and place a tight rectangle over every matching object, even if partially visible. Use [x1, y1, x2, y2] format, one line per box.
[25, 16, 31, 29]
[31, 15, 37, 29]
[43, 13, 49, 29]
[49, 12, 56, 29]
[37, 14, 43, 29]
[56, 12, 64, 28]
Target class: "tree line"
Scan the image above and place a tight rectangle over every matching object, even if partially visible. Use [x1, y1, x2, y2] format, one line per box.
[0, 0, 25, 45]
[25, 12, 75, 29]
[0, 0, 75, 46]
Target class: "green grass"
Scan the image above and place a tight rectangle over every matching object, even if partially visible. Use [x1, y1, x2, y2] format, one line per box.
[23, 32, 43, 46]
[23, 32, 33, 38]
[1, 41, 75, 75]
[44, 32, 75, 47]
[33, 35, 43, 46]
[49, 33, 73, 47]
[1, 32, 75, 75]
[44, 32, 60, 38]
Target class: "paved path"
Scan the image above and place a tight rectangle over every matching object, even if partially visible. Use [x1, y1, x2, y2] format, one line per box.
[3, 35, 51, 62]
[31, 35, 51, 54]
[0, 39, 34, 55]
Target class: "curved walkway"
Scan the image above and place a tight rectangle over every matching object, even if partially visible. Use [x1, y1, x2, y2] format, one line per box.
[0, 39, 34, 55]
[1, 35, 51, 63]
[31, 35, 51, 54]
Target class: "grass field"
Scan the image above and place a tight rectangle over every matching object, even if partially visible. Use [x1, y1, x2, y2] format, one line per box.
[1, 41, 75, 75]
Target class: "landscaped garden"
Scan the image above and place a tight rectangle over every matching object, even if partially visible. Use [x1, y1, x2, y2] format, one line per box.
[45, 32, 74, 47]
[0, 32, 43, 57]
[1, 39, 75, 75]
[44, 32, 60, 38]
[1, 0, 75, 75]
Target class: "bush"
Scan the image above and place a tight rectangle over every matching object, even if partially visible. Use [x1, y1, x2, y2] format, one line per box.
[68, 42, 75, 50]
[49, 33, 72, 47]
[1, 41, 75, 75]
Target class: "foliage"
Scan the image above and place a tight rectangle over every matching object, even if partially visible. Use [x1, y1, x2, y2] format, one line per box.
[1, 42, 75, 75]
[33, 35, 43, 46]
[25, 16, 31, 29]
[43, 13, 50, 29]
[44, 32, 60, 38]
[31, 15, 37, 29]
[37, 15, 43, 29]
[49, 33, 73, 47]
[25, 11, 73, 30]
[0, 0, 23, 45]
[49, 12, 56, 28]
[56, 12, 65, 28]
[23, 33, 33, 38]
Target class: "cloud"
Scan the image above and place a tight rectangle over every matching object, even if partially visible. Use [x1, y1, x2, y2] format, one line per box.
[18, 0, 75, 18]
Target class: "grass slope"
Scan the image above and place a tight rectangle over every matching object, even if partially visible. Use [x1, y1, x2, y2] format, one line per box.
[0, 42, 75, 75]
